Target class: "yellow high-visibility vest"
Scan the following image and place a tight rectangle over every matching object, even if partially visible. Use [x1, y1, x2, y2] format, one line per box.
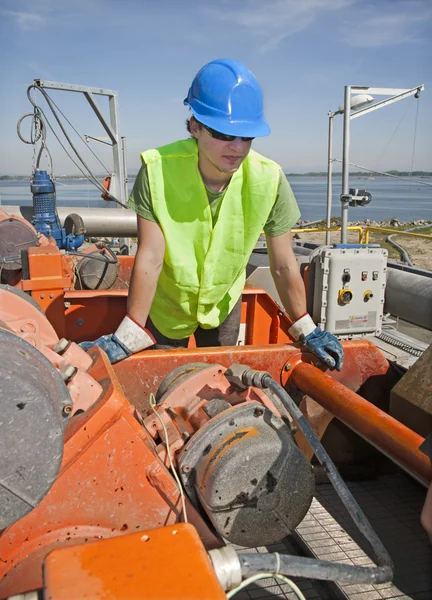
[141, 138, 279, 338]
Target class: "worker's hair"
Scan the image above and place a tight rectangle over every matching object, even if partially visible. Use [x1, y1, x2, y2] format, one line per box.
[185, 116, 202, 136]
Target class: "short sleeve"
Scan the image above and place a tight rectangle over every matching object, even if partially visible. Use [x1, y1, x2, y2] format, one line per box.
[263, 170, 301, 237]
[128, 162, 158, 223]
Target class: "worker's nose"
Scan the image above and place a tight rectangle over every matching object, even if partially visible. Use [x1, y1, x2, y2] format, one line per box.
[227, 137, 244, 151]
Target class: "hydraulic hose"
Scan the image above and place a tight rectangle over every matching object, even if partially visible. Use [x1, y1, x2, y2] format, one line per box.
[226, 366, 394, 584]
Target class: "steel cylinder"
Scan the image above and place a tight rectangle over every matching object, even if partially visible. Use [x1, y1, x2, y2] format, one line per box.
[290, 361, 432, 485]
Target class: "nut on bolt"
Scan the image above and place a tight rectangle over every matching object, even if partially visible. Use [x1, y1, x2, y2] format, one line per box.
[284, 363, 293, 372]
[60, 364, 77, 383]
[53, 338, 71, 355]
[182, 464, 191, 474]
[62, 404, 73, 416]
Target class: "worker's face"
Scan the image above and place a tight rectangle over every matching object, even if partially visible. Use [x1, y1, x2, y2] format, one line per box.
[191, 120, 253, 175]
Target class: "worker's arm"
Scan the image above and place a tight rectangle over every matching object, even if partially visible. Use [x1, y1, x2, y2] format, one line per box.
[80, 217, 165, 363]
[127, 216, 165, 324]
[266, 231, 344, 371]
[266, 230, 307, 321]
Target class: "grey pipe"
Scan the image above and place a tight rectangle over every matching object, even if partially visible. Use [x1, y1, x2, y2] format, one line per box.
[385, 268, 432, 330]
[3, 205, 138, 237]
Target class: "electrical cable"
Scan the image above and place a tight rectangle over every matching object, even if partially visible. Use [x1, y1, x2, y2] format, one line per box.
[225, 368, 394, 584]
[149, 392, 188, 523]
[226, 572, 306, 600]
[386, 222, 432, 266]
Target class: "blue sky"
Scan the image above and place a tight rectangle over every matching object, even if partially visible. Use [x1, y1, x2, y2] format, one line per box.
[1, 0, 431, 175]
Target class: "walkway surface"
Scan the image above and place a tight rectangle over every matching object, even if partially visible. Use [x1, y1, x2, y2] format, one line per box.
[232, 473, 431, 599]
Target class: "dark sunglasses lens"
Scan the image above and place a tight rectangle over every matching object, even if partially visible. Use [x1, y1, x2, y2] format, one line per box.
[206, 125, 254, 142]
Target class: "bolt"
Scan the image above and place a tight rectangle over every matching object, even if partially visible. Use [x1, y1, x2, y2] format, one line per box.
[182, 464, 191, 474]
[254, 407, 264, 418]
[40, 294, 45, 299]
[60, 364, 76, 383]
[284, 363, 293, 371]
[76, 318, 84, 327]
[53, 338, 70, 355]
[62, 404, 73, 415]
[49, 293, 54, 299]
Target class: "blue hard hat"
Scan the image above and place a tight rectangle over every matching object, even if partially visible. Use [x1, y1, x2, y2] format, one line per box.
[184, 58, 270, 138]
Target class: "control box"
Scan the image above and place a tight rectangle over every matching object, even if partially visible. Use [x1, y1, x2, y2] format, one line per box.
[309, 246, 387, 336]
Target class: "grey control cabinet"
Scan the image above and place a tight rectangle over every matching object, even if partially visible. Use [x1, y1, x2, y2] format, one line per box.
[310, 247, 387, 336]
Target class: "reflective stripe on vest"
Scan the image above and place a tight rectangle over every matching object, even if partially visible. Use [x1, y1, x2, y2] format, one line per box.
[141, 138, 280, 339]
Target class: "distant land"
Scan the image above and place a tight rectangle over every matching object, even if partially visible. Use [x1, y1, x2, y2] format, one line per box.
[1, 170, 432, 181]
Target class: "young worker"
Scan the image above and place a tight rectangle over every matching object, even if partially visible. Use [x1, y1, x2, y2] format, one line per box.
[81, 58, 344, 371]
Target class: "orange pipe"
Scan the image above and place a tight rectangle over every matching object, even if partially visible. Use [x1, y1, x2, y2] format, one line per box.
[291, 362, 432, 485]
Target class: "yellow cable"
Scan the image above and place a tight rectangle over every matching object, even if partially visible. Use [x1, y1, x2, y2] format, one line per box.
[149, 393, 188, 523]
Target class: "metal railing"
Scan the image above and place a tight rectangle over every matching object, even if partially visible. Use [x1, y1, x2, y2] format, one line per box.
[291, 225, 432, 246]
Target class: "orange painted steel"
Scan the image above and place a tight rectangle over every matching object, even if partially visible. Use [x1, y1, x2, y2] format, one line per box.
[0, 348, 219, 598]
[44, 524, 226, 600]
[114, 339, 389, 418]
[290, 361, 432, 485]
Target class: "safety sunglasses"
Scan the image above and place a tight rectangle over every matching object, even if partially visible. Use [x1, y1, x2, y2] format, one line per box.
[202, 123, 255, 142]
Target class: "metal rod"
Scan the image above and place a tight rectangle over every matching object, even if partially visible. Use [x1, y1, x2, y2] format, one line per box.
[325, 112, 334, 245]
[290, 362, 432, 486]
[341, 86, 351, 243]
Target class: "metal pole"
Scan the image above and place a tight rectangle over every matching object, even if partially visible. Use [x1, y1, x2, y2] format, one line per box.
[341, 85, 351, 243]
[122, 136, 128, 203]
[325, 111, 334, 245]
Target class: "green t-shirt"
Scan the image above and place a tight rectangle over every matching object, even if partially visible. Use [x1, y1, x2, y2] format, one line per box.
[128, 161, 300, 237]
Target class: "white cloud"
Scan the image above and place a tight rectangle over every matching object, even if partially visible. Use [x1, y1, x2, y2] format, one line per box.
[201, 0, 356, 52]
[201, 0, 431, 51]
[2, 10, 48, 30]
[340, 3, 432, 48]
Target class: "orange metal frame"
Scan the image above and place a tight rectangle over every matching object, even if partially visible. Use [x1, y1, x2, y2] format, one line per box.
[44, 524, 226, 600]
[0, 349, 219, 597]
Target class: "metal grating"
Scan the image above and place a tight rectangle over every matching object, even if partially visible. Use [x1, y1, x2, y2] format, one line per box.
[230, 474, 431, 600]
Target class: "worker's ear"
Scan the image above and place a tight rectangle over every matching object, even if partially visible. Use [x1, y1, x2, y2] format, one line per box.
[189, 117, 201, 139]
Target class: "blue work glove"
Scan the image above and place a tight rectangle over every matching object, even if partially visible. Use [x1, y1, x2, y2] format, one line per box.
[79, 334, 131, 364]
[304, 328, 344, 371]
[79, 315, 156, 364]
[288, 314, 344, 371]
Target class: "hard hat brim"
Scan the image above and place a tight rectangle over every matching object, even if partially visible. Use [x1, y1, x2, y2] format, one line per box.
[185, 103, 271, 138]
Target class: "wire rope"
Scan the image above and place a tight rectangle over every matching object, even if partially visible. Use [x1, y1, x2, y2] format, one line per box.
[40, 89, 111, 174]
[23, 85, 128, 208]
[407, 95, 421, 202]
[373, 101, 411, 173]
[332, 159, 432, 186]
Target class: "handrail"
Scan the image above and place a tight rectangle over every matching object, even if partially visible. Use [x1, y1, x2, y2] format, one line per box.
[364, 227, 432, 244]
[291, 226, 363, 243]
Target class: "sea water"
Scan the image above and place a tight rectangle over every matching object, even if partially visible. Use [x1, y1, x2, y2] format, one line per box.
[0, 176, 431, 223]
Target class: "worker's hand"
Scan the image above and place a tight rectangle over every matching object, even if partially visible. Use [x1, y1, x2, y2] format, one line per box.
[288, 313, 344, 371]
[79, 315, 156, 364]
[303, 328, 344, 371]
[80, 334, 132, 363]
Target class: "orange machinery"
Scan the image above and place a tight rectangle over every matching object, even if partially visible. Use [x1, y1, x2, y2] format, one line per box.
[0, 244, 430, 598]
